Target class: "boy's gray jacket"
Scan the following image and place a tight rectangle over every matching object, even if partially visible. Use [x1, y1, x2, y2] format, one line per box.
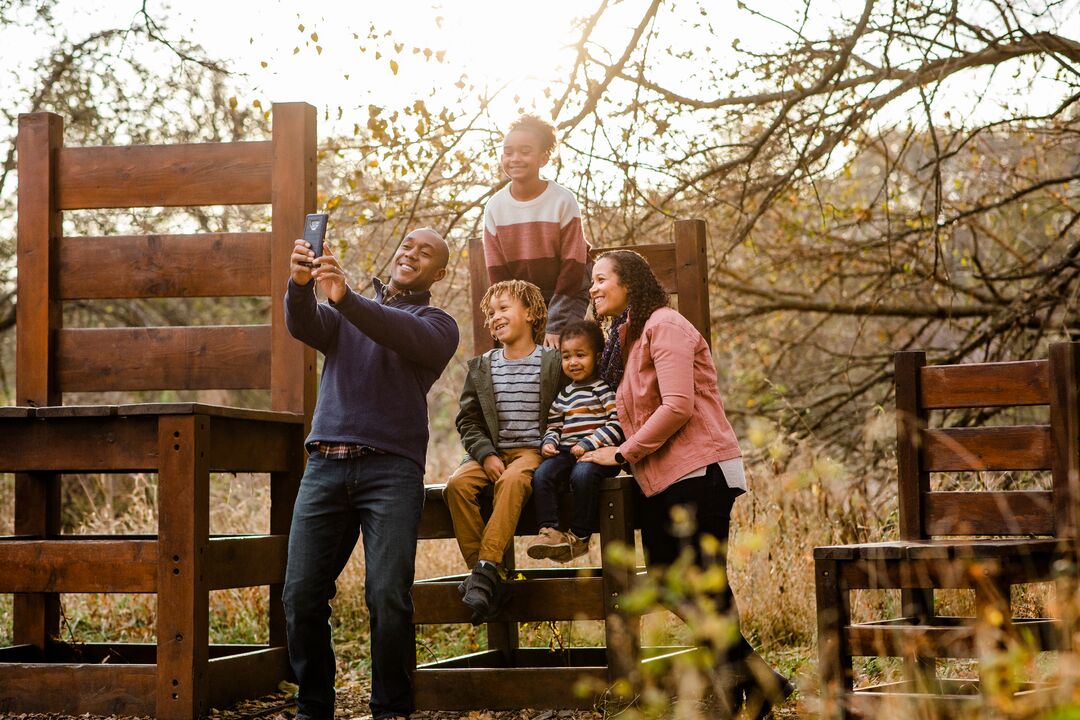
[455, 347, 567, 462]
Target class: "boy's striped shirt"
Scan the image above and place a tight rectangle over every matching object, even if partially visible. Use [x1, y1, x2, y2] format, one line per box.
[491, 346, 543, 448]
[543, 378, 623, 452]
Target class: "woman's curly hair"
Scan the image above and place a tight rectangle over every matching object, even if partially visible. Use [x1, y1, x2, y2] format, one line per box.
[595, 250, 670, 346]
[481, 279, 548, 344]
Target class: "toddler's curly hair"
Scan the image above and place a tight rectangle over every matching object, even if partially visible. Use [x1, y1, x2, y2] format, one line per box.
[507, 114, 557, 155]
[481, 280, 548, 344]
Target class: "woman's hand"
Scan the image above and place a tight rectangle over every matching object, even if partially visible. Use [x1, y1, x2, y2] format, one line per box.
[543, 332, 560, 348]
[579, 445, 620, 466]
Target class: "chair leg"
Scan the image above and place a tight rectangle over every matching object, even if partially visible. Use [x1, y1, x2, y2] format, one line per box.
[156, 416, 211, 720]
[816, 558, 853, 720]
[973, 564, 1014, 715]
[901, 588, 937, 691]
[12, 471, 61, 653]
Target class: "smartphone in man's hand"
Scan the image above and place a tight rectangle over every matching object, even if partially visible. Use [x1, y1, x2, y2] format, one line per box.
[300, 213, 329, 267]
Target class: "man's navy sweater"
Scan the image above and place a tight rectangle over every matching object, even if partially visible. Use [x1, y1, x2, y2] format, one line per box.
[285, 277, 460, 469]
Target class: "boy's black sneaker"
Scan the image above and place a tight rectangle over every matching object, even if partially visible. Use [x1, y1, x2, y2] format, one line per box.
[460, 562, 499, 621]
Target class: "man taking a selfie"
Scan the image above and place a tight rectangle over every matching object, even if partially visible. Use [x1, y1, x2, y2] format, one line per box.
[282, 227, 459, 720]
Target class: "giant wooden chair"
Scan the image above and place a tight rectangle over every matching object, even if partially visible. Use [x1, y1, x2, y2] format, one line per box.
[410, 219, 711, 710]
[0, 104, 318, 719]
[814, 345, 1080, 718]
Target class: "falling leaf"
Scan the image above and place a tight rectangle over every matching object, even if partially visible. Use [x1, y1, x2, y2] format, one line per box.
[260, 60, 268, 68]
[316, 45, 323, 55]
[389, 59, 399, 75]
[310, 32, 319, 42]
[297, 23, 305, 32]
[228, 96, 238, 110]
[293, 46, 300, 54]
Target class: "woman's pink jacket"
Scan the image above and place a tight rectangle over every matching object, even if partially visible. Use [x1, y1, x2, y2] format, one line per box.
[615, 307, 742, 497]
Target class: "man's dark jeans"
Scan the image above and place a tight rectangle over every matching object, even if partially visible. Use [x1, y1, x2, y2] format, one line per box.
[531, 448, 620, 538]
[282, 451, 425, 720]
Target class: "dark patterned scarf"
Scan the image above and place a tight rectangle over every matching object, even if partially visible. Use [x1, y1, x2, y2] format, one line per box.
[599, 308, 630, 389]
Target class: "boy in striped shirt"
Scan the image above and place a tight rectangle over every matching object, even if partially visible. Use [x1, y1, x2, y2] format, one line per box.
[445, 280, 567, 622]
[528, 320, 624, 562]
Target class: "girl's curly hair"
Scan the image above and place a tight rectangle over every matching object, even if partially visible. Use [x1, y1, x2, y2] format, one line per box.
[481, 279, 548, 344]
[507, 114, 557, 155]
[595, 250, 670, 346]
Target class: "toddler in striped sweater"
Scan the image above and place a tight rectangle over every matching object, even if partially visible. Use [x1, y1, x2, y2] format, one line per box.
[527, 320, 624, 562]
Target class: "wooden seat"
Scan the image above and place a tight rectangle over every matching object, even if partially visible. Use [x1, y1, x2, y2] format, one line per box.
[814, 346, 1080, 718]
[0, 104, 318, 719]
[411, 219, 711, 710]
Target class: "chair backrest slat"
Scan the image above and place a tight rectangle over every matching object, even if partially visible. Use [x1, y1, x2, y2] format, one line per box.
[922, 426, 1052, 472]
[56, 142, 273, 210]
[919, 360, 1050, 409]
[896, 344, 1080, 541]
[924, 491, 1055, 536]
[58, 233, 271, 299]
[56, 326, 271, 392]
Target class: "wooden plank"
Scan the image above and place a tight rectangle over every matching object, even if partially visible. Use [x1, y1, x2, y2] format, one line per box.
[56, 141, 272, 209]
[270, 102, 318, 420]
[57, 233, 271, 299]
[156, 415, 210, 719]
[207, 647, 290, 710]
[847, 620, 979, 658]
[0, 644, 38, 661]
[0, 416, 158, 472]
[0, 539, 157, 592]
[114, 403, 302, 423]
[673, 219, 711, 345]
[413, 666, 606, 710]
[56, 326, 271, 392]
[1049, 343, 1080, 538]
[207, 416, 297, 471]
[205, 535, 287, 590]
[921, 426, 1051, 471]
[894, 351, 929, 541]
[924, 491, 1055, 536]
[469, 234, 494, 356]
[920, 360, 1050, 409]
[270, 429, 305, 648]
[0, 662, 156, 715]
[413, 575, 605, 623]
[591, 243, 677, 293]
[419, 485, 456, 539]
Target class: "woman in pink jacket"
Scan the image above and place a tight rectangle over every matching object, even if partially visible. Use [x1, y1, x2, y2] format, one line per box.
[580, 249, 792, 720]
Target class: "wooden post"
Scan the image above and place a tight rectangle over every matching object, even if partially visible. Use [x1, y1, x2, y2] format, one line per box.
[13, 113, 64, 653]
[270, 102, 318, 425]
[469, 234, 494, 355]
[599, 476, 639, 687]
[672, 219, 710, 347]
[894, 351, 936, 686]
[156, 415, 211, 719]
[815, 558, 852, 720]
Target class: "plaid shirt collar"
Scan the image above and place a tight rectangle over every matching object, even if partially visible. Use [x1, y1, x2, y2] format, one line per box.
[373, 277, 432, 307]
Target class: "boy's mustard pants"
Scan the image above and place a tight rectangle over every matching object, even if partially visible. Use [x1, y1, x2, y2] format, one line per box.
[444, 447, 542, 568]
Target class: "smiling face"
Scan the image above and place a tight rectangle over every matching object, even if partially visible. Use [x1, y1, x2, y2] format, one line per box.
[590, 256, 630, 318]
[500, 128, 549, 184]
[485, 291, 535, 346]
[389, 229, 449, 292]
[560, 335, 598, 382]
